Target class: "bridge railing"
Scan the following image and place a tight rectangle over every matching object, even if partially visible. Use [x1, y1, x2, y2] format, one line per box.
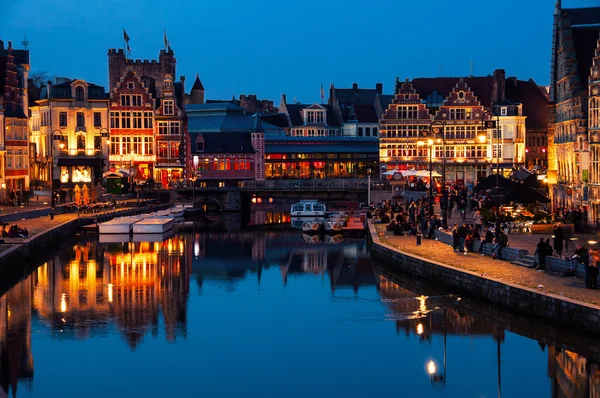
[239, 179, 375, 191]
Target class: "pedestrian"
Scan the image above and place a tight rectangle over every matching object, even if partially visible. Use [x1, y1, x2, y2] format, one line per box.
[553, 224, 563, 256]
[23, 188, 29, 206]
[16, 189, 21, 206]
[458, 223, 467, 255]
[452, 224, 459, 252]
[589, 249, 599, 289]
[459, 198, 466, 220]
[574, 245, 591, 288]
[9, 189, 15, 206]
[536, 238, 547, 270]
[473, 209, 483, 233]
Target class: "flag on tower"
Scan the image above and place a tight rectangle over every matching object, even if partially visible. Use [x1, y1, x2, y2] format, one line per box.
[164, 29, 170, 51]
[123, 29, 131, 55]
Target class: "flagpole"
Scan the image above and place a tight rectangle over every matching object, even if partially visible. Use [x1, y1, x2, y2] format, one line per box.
[123, 29, 127, 60]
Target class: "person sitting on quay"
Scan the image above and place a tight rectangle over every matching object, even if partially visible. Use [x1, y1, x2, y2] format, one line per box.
[492, 230, 509, 259]
[480, 228, 494, 255]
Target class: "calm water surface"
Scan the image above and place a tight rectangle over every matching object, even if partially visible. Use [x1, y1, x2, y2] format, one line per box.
[0, 230, 598, 397]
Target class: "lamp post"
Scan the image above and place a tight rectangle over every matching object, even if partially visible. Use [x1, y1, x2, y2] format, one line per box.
[429, 121, 447, 228]
[367, 168, 372, 206]
[192, 155, 199, 207]
[481, 110, 501, 235]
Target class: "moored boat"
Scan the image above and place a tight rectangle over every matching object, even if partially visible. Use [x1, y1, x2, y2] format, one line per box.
[291, 200, 326, 217]
[323, 220, 343, 233]
[302, 221, 322, 233]
[131, 218, 174, 234]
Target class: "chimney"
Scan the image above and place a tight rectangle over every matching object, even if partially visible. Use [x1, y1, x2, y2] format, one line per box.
[376, 83, 383, 94]
[46, 80, 52, 100]
[493, 69, 506, 103]
[281, 94, 287, 105]
[352, 83, 358, 91]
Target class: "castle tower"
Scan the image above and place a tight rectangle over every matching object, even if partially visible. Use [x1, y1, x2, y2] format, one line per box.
[190, 74, 204, 104]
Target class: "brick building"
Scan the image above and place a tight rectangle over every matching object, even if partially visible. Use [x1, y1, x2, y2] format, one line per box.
[329, 82, 384, 137]
[0, 40, 30, 195]
[380, 71, 546, 184]
[29, 78, 109, 189]
[549, 1, 600, 215]
[107, 48, 188, 187]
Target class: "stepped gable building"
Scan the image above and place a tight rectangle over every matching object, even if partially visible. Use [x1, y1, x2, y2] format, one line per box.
[29, 78, 109, 191]
[107, 47, 188, 187]
[329, 82, 383, 137]
[380, 71, 538, 184]
[549, 0, 600, 216]
[0, 40, 30, 193]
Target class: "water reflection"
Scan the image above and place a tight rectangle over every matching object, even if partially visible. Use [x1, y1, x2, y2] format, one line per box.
[1, 232, 600, 397]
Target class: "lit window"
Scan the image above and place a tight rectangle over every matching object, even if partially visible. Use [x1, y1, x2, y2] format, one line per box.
[75, 86, 85, 101]
[164, 100, 174, 115]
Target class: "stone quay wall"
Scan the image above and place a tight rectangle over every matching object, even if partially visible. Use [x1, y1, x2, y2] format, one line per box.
[368, 222, 600, 334]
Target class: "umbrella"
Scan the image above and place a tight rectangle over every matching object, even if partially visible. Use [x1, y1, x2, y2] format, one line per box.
[500, 183, 550, 204]
[382, 170, 399, 176]
[475, 174, 511, 190]
[414, 170, 442, 178]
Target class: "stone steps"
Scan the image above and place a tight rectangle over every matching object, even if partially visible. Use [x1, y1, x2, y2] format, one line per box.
[512, 254, 537, 268]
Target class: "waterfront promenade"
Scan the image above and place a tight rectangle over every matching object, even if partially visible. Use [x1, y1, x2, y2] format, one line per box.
[369, 221, 600, 333]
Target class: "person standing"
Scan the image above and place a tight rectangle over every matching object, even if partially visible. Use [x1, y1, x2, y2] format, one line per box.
[457, 223, 467, 255]
[451, 224, 459, 252]
[23, 188, 29, 206]
[9, 189, 15, 206]
[473, 209, 483, 233]
[16, 189, 21, 207]
[589, 249, 599, 289]
[536, 238, 547, 270]
[553, 224, 563, 256]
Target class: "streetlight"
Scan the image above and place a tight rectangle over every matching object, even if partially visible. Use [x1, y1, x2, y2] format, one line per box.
[429, 121, 447, 228]
[481, 110, 501, 236]
[191, 156, 199, 207]
[367, 168, 372, 206]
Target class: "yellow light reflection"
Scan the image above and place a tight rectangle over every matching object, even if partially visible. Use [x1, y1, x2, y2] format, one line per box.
[427, 360, 436, 375]
[60, 293, 67, 313]
[417, 323, 424, 335]
[108, 284, 113, 303]
[417, 295, 428, 313]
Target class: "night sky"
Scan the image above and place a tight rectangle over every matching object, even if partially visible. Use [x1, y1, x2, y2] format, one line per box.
[1, 0, 599, 103]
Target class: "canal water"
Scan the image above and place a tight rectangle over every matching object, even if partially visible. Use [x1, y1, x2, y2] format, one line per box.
[0, 230, 597, 397]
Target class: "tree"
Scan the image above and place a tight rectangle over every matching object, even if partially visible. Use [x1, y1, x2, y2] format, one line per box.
[29, 71, 55, 88]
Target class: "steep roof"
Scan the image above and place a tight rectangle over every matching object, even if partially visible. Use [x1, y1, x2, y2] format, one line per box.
[411, 76, 495, 108]
[563, 7, 600, 26]
[259, 113, 290, 128]
[572, 26, 600, 90]
[187, 102, 281, 133]
[334, 87, 380, 106]
[285, 104, 340, 127]
[350, 104, 379, 123]
[191, 74, 204, 91]
[190, 131, 255, 154]
[504, 78, 549, 129]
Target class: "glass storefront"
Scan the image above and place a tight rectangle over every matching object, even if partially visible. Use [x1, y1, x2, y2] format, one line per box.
[265, 154, 378, 179]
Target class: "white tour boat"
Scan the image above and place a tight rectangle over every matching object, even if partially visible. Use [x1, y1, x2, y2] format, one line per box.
[98, 217, 144, 234]
[131, 217, 175, 234]
[291, 200, 326, 217]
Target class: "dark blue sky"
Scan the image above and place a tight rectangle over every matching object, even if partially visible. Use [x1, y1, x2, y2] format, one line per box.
[2, 0, 598, 104]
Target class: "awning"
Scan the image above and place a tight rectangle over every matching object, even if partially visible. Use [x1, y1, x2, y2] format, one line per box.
[57, 157, 104, 167]
[103, 171, 123, 178]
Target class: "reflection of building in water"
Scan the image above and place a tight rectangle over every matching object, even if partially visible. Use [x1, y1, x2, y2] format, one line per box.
[31, 236, 190, 349]
[548, 347, 600, 398]
[0, 273, 34, 397]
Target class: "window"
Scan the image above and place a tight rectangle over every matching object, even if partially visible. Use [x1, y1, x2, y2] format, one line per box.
[122, 136, 132, 154]
[169, 121, 180, 135]
[110, 111, 120, 129]
[500, 107, 507, 116]
[59, 112, 68, 127]
[305, 110, 325, 124]
[144, 137, 154, 155]
[133, 111, 142, 129]
[170, 142, 180, 158]
[493, 144, 502, 159]
[110, 138, 119, 154]
[164, 100, 174, 115]
[196, 141, 204, 152]
[449, 109, 467, 119]
[41, 112, 49, 127]
[158, 121, 168, 135]
[77, 133, 86, 150]
[165, 79, 172, 89]
[127, 82, 134, 89]
[94, 112, 102, 127]
[458, 91, 465, 100]
[132, 95, 142, 107]
[329, 129, 337, 137]
[121, 112, 131, 128]
[6, 149, 12, 168]
[358, 127, 363, 137]
[120, 95, 131, 106]
[158, 142, 168, 158]
[75, 86, 85, 101]
[76, 112, 85, 127]
[94, 135, 101, 151]
[366, 127, 371, 136]
[397, 106, 418, 119]
[133, 137, 142, 154]
[143, 112, 153, 129]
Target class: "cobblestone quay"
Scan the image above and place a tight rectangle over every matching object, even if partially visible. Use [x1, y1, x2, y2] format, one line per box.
[368, 221, 600, 334]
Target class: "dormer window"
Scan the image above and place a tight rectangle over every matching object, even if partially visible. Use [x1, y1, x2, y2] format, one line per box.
[305, 109, 325, 124]
[500, 107, 508, 116]
[75, 86, 85, 101]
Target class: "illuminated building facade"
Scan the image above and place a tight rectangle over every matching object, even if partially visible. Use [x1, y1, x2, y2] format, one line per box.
[0, 39, 30, 192]
[188, 103, 266, 187]
[107, 47, 188, 186]
[29, 79, 109, 188]
[549, 1, 600, 212]
[587, 34, 600, 220]
[380, 72, 536, 183]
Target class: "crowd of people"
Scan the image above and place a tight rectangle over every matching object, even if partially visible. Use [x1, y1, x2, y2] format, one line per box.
[7, 188, 31, 207]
